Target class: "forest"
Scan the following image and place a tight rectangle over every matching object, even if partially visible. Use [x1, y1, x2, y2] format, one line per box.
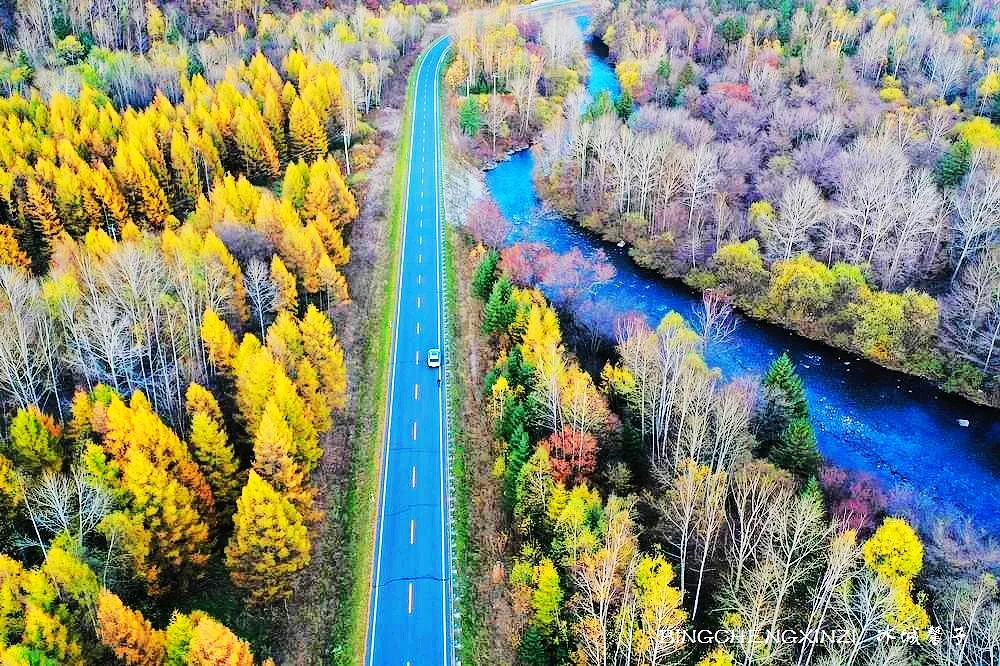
[0, 0, 442, 662]
[527, 0, 1000, 404]
[440, 1, 1000, 665]
[445, 6, 591, 161]
[450, 241, 1000, 666]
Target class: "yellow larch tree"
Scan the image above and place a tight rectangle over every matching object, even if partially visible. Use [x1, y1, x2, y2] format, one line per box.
[288, 96, 328, 163]
[186, 616, 256, 666]
[96, 590, 167, 666]
[252, 400, 316, 522]
[302, 156, 357, 227]
[270, 255, 298, 312]
[299, 305, 348, 411]
[201, 308, 239, 373]
[186, 383, 242, 520]
[0, 225, 29, 268]
[225, 471, 311, 606]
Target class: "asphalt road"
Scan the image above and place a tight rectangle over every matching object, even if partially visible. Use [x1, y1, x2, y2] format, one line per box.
[366, 35, 453, 666]
[365, 4, 588, 662]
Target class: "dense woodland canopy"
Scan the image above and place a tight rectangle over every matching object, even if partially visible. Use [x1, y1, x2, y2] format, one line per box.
[446, 7, 592, 159]
[443, 2, 1000, 665]
[525, 0, 1000, 403]
[460, 243, 1000, 666]
[0, 0, 439, 661]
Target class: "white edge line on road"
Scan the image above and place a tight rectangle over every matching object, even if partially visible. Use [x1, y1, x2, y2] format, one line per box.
[431, 38, 452, 666]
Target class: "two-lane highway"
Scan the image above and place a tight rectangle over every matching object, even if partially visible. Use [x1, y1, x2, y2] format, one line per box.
[366, 4, 589, 662]
[366, 36, 452, 666]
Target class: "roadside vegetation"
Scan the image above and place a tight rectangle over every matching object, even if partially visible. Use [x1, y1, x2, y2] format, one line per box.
[447, 237, 1000, 666]
[0, 0, 443, 662]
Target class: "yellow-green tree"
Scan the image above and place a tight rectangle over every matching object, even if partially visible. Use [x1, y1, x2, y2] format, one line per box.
[6, 405, 63, 473]
[186, 383, 241, 520]
[252, 400, 316, 522]
[225, 471, 311, 606]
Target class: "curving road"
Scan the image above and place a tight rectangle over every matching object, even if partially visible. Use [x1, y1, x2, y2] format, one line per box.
[365, 4, 589, 664]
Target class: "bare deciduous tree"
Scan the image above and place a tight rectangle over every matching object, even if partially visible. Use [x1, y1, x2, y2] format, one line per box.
[244, 257, 278, 339]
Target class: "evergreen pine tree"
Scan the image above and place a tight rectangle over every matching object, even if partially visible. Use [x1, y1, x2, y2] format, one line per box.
[935, 138, 972, 188]
[769, 417, 821, 479]
[615, 91, 634, 119]
[459, 96, 482, 136]
[482, 275, 516, 334]
[472, 249, 500, 300]
[516, 624, 548, 666]
[676, 62, 696, 93]
[763, 352, 809, 419]
[504, 423, 532, 508]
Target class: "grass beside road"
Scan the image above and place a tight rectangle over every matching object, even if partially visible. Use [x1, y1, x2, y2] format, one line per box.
[331, 47, 424, 666]
[439, 52, 490, 665]
[442, 225, 488, 666]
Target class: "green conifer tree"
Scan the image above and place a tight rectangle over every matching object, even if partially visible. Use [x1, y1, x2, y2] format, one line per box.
[516, 624, 547, 666]
[763, 352, 809, 419]
[473, 250, 500, 300]
[482, 275, 516, 335]
[935, 139, 972, 188]
[504, 424, 532, 508]
[770, 417, 821, 479]
[459, 96, 482, 136]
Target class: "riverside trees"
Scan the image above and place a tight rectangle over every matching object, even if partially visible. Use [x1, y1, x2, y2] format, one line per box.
[446, 7, 587, 160]
[464, 246, 972, 666]
[533, 0, 1000, 403]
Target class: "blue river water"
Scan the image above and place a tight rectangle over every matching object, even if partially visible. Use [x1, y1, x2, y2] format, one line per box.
[485, 18, 1000, 532]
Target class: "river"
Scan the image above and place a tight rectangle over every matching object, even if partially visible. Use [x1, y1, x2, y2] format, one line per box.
[484, 16, 1000, 532]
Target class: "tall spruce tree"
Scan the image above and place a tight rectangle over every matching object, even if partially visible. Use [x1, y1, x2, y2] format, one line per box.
[505, 423, 532, 508]
[516, 624, 548, 666]
[770, 417, 822, 479]
[473, 249, 500, 300]
[935, 138, 972, 188]
[483, 275, 516, 334]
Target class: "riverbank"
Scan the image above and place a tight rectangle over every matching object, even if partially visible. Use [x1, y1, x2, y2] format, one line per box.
[488, 145, 1000, 534]
[534, 167, 998, 409]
